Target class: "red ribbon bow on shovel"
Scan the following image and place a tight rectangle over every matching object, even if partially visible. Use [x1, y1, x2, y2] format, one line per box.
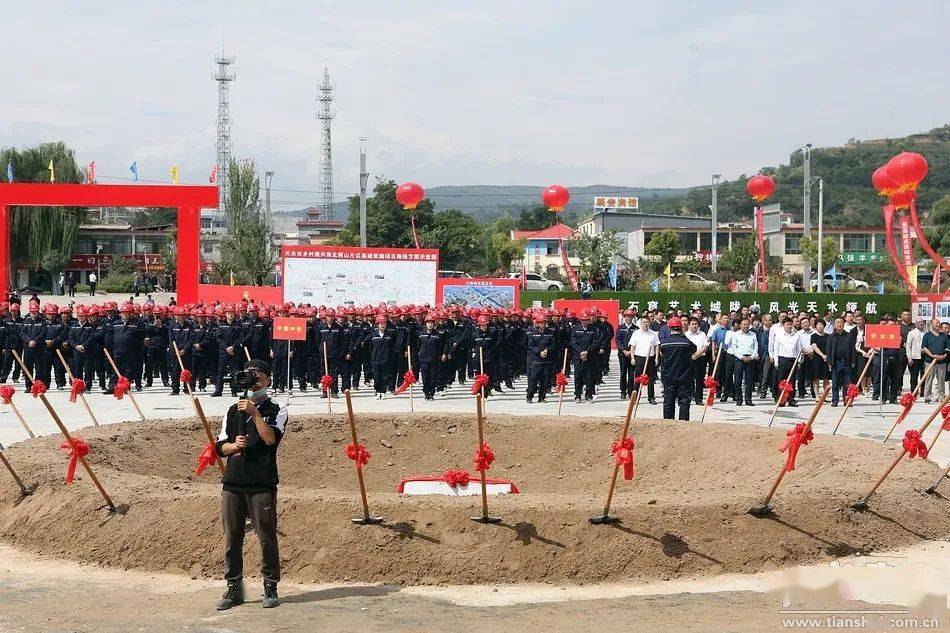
[69, 378, 86, 403]
[395, 369, 417, 395]
[942, 405, 950, 431]
[471, 374, 490, 395]
[346, 442, 371, 467]
[194, 441, 218, 475]
[902, 430, 928, 460]
[778, 380, 794, 399]
[30, 380, 48, 398]
[180, 369, 193, 385]
[443, 469, 470, 487]
[554, 372, 568, 393]
[704, 376, 719, 405]
[320, 374, 334, 394]
[611, 436, 636, 480]
[60, 437, 90, 484]
[113, 376, 131, 400]
[779, 423, 814, 472]
[845, 383, 861, 406]
[635, 373, 650, 386]
[0, 385, 14, 404]
[899, 392, 916, 409]
[473, 442, 495, 472]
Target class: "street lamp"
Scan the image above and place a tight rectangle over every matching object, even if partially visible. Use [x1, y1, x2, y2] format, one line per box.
[264, 171, 274, 228]
[359, 137, 368, 247]
[799, 144, 813, 289]
[806, 175, 823, 289]
[710, 174, 721, 274]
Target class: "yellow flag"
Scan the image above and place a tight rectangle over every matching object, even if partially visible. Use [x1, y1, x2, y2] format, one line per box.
[908, 265, 918, 288]
[229, 271, 235, 286]
[170, 165, 180, 185]
[664, 262, 671, 291]
[48, 159, 55, 183]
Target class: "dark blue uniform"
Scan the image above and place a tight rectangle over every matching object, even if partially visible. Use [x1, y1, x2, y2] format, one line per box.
[212, 319, 243, 396]
[659, 332, 697, 421]
[416, 328, 446, 399]
[570, 322, 599, 401]
[525, 324, 554, 401]
[19, 313, 46, 392]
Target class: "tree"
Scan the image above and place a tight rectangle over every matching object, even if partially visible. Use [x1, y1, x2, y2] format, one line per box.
[132, 207, 177, 228]
[40, 249, 71, 291]
[800, 234, 841, 271]
[572, 229, 622, 283]
[644, 228, 680, 274]
[1, 142, 86, 270]
[419, 209, 485, 272]
[218, 159, 276, 286]
[924, 194, 950, 257]
[718, 236, 759, 280]
[516, 206, 554, 231]
[489, 233, 524, 274]
[334, 179, 435, 248]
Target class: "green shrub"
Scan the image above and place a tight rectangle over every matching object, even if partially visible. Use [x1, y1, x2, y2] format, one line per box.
[100, 274, 134, 293]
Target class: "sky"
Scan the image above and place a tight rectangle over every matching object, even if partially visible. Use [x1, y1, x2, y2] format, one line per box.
[2, 1, 947, 212]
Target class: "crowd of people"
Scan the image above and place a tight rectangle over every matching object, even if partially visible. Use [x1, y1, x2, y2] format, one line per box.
[0, 297, 946, 418]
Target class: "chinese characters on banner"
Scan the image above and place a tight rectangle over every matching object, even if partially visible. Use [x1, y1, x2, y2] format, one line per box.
[593, 196, 639, 210]
[864, 324, 901, 349]
[272, 317, 308, 341]
[559, 237, 579, 292]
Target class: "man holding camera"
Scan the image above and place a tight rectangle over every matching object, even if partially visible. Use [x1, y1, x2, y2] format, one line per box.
[214, 360, 287, 610]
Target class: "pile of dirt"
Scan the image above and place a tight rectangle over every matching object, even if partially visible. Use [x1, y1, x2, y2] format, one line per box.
[0, 412, 947, 585]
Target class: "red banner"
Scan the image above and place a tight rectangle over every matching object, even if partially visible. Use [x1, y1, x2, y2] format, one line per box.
[272, 316, 308, 341]
[898, 213, 916, 269]
[559, 237, 579, 292]
[865, 324, 901, 349]
[66, 253, 163, 272]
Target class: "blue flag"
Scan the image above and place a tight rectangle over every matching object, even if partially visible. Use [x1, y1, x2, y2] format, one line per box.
[5, 163, 12, 182]
[650, 277, 660, 292]
[824, 263, 838, 291]
[129, 161, 138, 182]
[608, 262, 618, 290]
[877, 281, 885, 294]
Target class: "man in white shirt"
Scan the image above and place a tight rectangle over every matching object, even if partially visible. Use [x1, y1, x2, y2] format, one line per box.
[796, 316, 815, 399]
[905, 319, 926, 393]
[730, 318, 758, 406]
[685, 317, 709, 404]
[629, 316, 660, 404]
[771, 318, 803, 407]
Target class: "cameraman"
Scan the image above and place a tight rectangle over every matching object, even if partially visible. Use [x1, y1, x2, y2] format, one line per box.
[214, 360, 287, 610]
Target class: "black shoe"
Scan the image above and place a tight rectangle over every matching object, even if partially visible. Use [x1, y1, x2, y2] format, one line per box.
[216, 581, 245, 611]
[745, 401, 755, 407]
[135, 385, 142, 392]
[573, 397, 581, 403]
[262, 581, 279, 608]
[788, 401, 799, 407]
[210, 392, 222, 397]
[102, 389, 114, 395]
[648, 399, 657, 405]
[736, 401, 743, 406]
[831, 402, 839, 407]
[585, 396, 594, 402]
[170, 390, 179, 396]
[526, 397, 533, 403]
[538, 398, 546, 403]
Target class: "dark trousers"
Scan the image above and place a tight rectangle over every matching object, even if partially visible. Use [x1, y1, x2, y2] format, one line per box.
[169, 350, 194, 393]
[71, 351, 93, 387]
[717, 353, 735, 401]
[662, 380, 692, 421]
[872, 354, 900, 401]
[215, 352, 238, 396]
[631, 356, 655, 400]
[775, 357, 798, 404]
[758, 355, 774, 398]
[573, 358, 596, 399]
[618, 352, 634, 396]
[144, 347, 168, 386]
[691, 358, 707, 403]
[732, 358, 755, 403]
[22, 345, 44, 391]
[221, 489, 280, 584]
[273, 352, 289, 390]
[830, 359, 852, 405]
[372, 363, 389, 394]
[908, 359, 924, 393]
[0, 349, 21, 382]
[420, 360, 439, 398]
[797, 355, 814, 397]
[526, 361, 550, 400]
[108, 352, 140, 389]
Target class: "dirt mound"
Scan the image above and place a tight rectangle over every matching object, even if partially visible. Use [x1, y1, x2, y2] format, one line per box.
[0, 412, 947, 585]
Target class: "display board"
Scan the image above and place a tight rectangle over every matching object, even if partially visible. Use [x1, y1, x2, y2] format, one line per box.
[553, 299, 620, 349]
[282, 245, 439, 306]
[436, 278, 521, 309]
[912, 293, 950, 324]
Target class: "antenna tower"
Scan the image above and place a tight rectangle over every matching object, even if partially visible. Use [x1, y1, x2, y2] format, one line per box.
[214, 52, 235, 214]
[316, 67, 335, 221]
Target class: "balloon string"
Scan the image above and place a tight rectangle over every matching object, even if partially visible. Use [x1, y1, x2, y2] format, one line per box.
[410, 214, 421, 249]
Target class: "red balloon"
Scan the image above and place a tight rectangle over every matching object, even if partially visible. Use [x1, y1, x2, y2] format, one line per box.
[746, 174, 775, 202]
[871, 165, 898, 196]
[886, 152, 928, 190]
[541, 185, 570, 212]
[889, 189, 916, 210]
[396, 182, 425, 210]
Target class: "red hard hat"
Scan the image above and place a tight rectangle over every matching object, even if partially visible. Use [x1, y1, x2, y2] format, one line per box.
[88, 305, 100, 316]
[622, 309, 635, 317]
[76, 306, 88, 316]
[668, 316, 683, 328]
[375, 314, 387, 324]
[10, 303, 20, 311]
[59, 306, 71, 314]
[578, 309, 590, 320]
[477, 316, 489, 325]
[173, 306, 186, 316]
[43, 303, 58, 315]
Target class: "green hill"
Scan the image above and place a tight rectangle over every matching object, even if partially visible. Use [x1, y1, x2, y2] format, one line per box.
[672, 125, 950, 227]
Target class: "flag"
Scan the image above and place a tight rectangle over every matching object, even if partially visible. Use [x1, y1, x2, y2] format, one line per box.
[663, 262, 671, 291]
[209, 164, 219, 184]
[520, 263, 527, 291]
[88, 161, 96, 184]
[877, 281, 885, 294]
[5, 163, 12, 182]
[933, 266, 941, 291]
[170, 165, 180, 184]
[48, 159, 55, 183]
[650, 277, 660, 292]
[608, 262, 618, 290]
[824, 263, 837, 291]
[129, 161, 138, 182]
[908, 264, 918, 288]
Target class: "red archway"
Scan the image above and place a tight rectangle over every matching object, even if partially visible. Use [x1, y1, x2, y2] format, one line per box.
[0, 183, 217, 304]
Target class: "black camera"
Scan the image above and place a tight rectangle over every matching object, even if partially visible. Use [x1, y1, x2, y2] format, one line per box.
[232, 369, 257, 392]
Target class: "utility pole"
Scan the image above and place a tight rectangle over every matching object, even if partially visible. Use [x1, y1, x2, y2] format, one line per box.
[801, 144, 813, 290]
[710, 174, 721, 274]
[264, 171, 274, 228]
[817, 177, 824, 282]
[359, 137, 368, 247]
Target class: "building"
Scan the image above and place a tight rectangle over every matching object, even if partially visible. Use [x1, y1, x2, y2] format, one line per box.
[296, 206, 343, 244]
[577, 209, 898, 273]
[511, 223, 581, 279]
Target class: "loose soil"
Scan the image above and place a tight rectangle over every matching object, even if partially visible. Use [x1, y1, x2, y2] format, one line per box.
[0, 412, 947, 586]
